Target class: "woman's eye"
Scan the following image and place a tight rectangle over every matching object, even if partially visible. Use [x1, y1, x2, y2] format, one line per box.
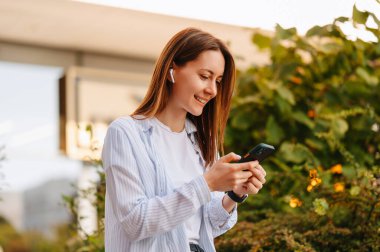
[200, 75, 208, 80]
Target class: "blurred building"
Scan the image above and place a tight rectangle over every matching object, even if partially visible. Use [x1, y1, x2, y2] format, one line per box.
[0, 0, 269, 72]
[0, 178, 75, 237]
[0, 191, 23, 231]
[23, 178, 76, 237]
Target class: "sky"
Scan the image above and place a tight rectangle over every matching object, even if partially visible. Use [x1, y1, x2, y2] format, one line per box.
[1, 0, 380, 192]
[79, 0, 380, 40]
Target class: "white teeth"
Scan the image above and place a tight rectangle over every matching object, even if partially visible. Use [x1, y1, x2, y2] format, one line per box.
[195, 96, 206, 104]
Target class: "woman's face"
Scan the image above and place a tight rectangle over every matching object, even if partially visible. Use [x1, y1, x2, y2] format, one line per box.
[169, 50, 225, 117]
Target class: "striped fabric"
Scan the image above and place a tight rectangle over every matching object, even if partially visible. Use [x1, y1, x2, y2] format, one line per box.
[102, 116, 237, 252]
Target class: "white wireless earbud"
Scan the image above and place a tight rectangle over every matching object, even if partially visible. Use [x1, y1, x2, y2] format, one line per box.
[169, 68, 175, 83]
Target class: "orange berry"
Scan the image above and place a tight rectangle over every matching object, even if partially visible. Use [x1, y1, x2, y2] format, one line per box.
[334, 183, 345, 192]
[290, 197, 302, 208]
[307, 110, 316, 118]
[307, 185, 313, 192]
[309, 169, 318, 178]
[330, 164, 343, 174]
[290, 76, 302, 85]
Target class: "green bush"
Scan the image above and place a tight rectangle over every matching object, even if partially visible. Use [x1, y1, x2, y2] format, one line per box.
[62, 159, 105, 252]
[217, 3, 380, 251]
[0, 215, 71, 252]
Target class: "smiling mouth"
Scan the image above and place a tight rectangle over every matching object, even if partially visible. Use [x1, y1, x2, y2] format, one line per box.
[194, 95, 207, 105]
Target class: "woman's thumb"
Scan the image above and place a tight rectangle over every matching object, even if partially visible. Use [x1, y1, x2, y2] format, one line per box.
[219, 152, 241, 163]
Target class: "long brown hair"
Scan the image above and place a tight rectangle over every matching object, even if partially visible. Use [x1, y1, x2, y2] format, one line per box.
[132, 27, 236, 167]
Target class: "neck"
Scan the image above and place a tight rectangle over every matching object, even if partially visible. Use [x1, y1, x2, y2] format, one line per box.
[155, 108, 187, 133]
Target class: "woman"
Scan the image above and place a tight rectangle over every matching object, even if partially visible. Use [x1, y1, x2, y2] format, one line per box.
[102, 27, 266, 252]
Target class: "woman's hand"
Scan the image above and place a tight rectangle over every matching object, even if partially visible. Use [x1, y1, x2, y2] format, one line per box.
[203, 152, 261, 192]
[233, 163, 266, 195]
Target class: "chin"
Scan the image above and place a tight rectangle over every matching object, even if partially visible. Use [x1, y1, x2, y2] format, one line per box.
[188, 109, 203, 117]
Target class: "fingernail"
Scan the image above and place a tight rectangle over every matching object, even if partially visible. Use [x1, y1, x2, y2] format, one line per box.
[236, 154, 241, 159]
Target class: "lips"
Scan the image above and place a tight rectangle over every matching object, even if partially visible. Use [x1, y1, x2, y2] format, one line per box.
[194, 95, 207, 105]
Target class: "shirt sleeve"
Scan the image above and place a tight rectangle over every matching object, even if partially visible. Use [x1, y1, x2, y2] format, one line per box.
[206, 191, 238, 238]
[102, 124, 211, 241]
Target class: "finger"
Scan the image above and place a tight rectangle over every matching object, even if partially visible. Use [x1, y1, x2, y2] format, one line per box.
[245, 182, 259, 194]
[232, 170, 253, 181]
[251, 169, 266, 184]
[253, 165, 266, 179]
[231, 180, 249, 191]
[219, 152, 241, 163]
[256, 165, 266, 177]
[250, 177, 263, 189]
[232, 160, 259, 172]
[236, 178, 250, 184]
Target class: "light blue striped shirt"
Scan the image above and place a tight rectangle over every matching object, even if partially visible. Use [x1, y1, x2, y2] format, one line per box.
[102, 115, 237, 251]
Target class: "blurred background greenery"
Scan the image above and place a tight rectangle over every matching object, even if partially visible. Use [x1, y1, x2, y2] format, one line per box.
[1, 2, 379, 252]
[217, 3, 380, 251]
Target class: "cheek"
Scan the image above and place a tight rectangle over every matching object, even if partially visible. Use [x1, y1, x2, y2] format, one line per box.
[171, 83, 192, 104]
[174, 76, 199, 95]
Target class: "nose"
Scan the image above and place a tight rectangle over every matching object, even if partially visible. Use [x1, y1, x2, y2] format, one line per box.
[205, 80, 218, 98]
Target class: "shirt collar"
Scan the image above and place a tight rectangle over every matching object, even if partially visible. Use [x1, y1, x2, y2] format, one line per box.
[184, 118, 197, 134]
[132, 115, 197, 135]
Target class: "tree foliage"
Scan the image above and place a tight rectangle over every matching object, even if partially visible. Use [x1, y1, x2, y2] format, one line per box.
[217, 2, 380, 251]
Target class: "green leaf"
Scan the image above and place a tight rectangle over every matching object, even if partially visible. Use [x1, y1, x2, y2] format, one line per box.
[256, 80, 274, 98]
[277, 86, 295, 105]
[366, 27, 380, 40]
[320, 172, 332, 186]
[234, 95, 261, 106]
[334, 17, 350, 24]
[265, 116, 285, 145]
[306, 25, 329, 37]
[352, 4, 369, 24]
[313, 198, 329, 216]
[270, 157, 292, 171]
[275, 24, 297, 40]
[275, 96, 292, 115]
[305, 138, 325, 151]
[350, 186, 360, 196]
[342, 165, 356, 179]
[277, 62, 298, 80]
[369, 13, 380, 27]
[279, 142, 310, 164]
[331, 118, 349, 138]
[272, 44, 289, 61]
[331, 118, 348, 138]
[292, 111, 315, 129]
[320, 41, 343, 54]
[231, 112, 251, 130]
[252, 33, 272, 50]
[356, 67, 379, 86]
[344, 80, 372, 96]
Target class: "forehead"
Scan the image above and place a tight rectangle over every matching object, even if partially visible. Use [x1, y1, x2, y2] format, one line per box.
[185, 50, 225, 76]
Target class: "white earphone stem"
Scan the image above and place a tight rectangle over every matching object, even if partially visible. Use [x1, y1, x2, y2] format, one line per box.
[169, 68, 175, 83]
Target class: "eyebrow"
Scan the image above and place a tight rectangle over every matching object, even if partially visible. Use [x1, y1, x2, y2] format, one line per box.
[200, 69, 223, 78]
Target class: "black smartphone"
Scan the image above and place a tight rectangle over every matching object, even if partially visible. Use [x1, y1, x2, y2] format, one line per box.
[226, 143, 275, 199]
[236, 143, 275, 163]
